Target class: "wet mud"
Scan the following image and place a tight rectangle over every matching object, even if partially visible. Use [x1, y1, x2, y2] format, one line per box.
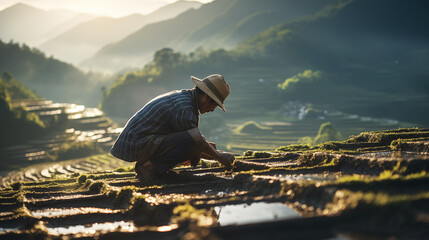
[0, 128, 429, 239]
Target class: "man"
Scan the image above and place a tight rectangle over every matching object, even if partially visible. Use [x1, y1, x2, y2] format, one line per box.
[110, 74, 235, 181]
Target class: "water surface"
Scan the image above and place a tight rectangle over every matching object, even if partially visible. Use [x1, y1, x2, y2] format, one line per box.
[214, 202, 299, 226]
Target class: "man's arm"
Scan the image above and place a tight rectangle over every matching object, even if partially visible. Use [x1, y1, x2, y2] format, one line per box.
[187, 128, 235, 169]
[201, 142, 216, 160]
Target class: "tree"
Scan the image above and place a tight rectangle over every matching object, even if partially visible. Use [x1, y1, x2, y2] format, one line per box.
[300, 122, 342, 146]
[153, 48, 184, 71]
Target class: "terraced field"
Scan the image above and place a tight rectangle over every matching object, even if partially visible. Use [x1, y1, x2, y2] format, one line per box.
[0, 154, 129, 189]
[1, 128, 429, 239]
[225, 70, 284, 116]
[206, 72, 408, 154]
[215, 110, 404, 154]
[0, 99, 121, 170]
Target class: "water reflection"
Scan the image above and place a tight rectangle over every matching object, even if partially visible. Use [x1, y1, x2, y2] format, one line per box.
[255, 173, 341, 182]
[0, 227, 19, 232]
[214, 202, 299, 226]
[358, 151, 429, 159]
[47, 221, 135, 235]
[32, 207, 120, 218]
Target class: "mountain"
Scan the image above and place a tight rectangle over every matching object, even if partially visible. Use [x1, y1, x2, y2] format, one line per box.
[0, 3, 85, 46]
[42, 13, 98, 42]
[99, 0, 429, 125]
[81, 0, 336, 72]
[234, 0, 429, 123]
[236, 0, 429, 86]
[38, 14, 147, 66]
[0, 40, 111, 106]
[39, 0, 202, 66]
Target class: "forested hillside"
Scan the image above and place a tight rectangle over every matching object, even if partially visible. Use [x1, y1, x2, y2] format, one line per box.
[82, 0, 335, 71]
[0, 73, 45, 147]
[235, 0, 429, 122]
[100, 0, 429, 125]
[0, 40, 111, 106]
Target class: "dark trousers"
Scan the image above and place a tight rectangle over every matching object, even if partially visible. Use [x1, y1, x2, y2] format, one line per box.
[150, 131, 200, 174]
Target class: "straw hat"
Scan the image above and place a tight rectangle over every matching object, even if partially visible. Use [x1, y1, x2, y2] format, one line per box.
[191, 74, 230, 112]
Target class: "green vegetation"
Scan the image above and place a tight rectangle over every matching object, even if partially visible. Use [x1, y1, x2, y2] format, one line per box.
[1, 126, 428, 238]
[114, 165, 134, 172]
[273, 127, 429, 156]
[346, 128, 429, 145]
[86, 0, 334, 72]
[1, 72, 38, 100]
[243, 150, 273, 158]
[0, 40, 111, 106]
[46, 141, 104, 161]
[278, 70, 322, 90]
[276, 144, 311, 152]
[300, 122, 343, 146]
[171, 202, 216, 226]
[87, 180, 107, 194]
[233, 121, 272, 134]
[100, 0, 429, 128]
[112, 187, 136, 208]
[278, 70, 323, 101]
[0, 75, 45, 147]
[100, 47, 241, 117]
[390, 138, 429, 152]
[85, 172, 135, 181]
[200, 159, 221, 168]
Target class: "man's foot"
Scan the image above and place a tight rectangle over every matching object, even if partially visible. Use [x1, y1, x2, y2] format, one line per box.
[135, 161, 159, 182]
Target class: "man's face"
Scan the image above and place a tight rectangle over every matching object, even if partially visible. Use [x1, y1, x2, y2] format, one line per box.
[199, 94, 218, 114]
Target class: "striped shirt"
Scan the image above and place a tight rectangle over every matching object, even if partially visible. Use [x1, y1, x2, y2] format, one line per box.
[110, 89, 199, 162]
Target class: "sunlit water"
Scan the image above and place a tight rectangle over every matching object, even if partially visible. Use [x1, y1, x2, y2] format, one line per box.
[358, 151, 429, 159]
[47, 221, 135, 235]
[28, 194, 101, 202]
[0, 227, 19, 232]
[32, 207, 120, 218]
[214, 202, 299, 226]
[254, 173, 341, 182]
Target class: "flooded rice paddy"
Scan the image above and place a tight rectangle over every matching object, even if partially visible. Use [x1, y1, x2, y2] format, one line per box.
[0, 99, 428, 239]
[31, 207, 121, 218]
[214, 202, 300, 226]
[0, 127, 428, 239]
[46, 221, 136, 235]
[0, 99, 121, 172]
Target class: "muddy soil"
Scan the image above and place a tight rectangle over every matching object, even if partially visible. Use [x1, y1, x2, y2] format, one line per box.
[1, 128, 429, 240]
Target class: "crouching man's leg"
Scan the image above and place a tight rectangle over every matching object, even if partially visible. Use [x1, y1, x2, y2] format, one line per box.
[135, 130, 200, 181]
[135, 160, 158, 182]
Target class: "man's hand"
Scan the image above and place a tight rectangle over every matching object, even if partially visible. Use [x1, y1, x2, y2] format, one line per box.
[186, 128, 234, 168]
[217, 152, 235, 169]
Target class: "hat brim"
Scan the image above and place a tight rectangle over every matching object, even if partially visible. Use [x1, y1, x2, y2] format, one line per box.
[191, 76, 226, 112]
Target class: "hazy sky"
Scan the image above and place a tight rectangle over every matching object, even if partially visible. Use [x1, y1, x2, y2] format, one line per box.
[0, 0, 213, 17]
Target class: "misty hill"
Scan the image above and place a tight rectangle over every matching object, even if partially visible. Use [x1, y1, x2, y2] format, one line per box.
[234, 0, 429, 122]
[39, 0, 202, 66]
[99, 0, 429, 126]
[82, 0, 336, 72]
[237, 0, 429, 69]
[42, 12, 97, 43]
[0, 40, 111, 106]
[0, 3, 91, 46]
